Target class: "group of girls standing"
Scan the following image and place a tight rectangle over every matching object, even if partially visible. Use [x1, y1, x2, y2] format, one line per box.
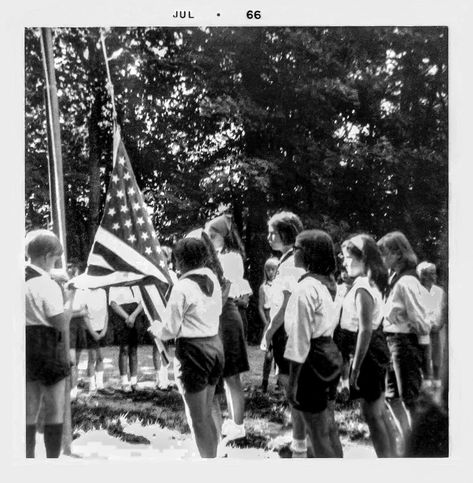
[259, 211, 442, 458]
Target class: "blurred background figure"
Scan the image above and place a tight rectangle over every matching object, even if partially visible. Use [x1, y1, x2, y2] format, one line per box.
[417, 262, 447, 390]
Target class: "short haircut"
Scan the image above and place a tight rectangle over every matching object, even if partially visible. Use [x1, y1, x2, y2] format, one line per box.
[263, 256, 279, 282]
[296, 229, 336, 276]
[26, 229, 63, 259]
[417, 261, 436, 277]
[268, 211, 304, 246]
[173, 238, 208, 271]
[377, 231, 418, 270]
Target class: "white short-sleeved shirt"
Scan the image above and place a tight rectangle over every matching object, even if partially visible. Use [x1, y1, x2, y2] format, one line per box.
[155, 267, 222, 341]
[383, 275, 431, 335]
[260, 282, 275, 310]
[109, 285, 142, 306]
[340, 276, 384, 332]
[284, 276, 338, 364]
[424, 284, 446, 330]
[25, 264, 64, 327]
[269, 252, 305, 321]
[218, 251, 247, 299]
[73, 288, 108, 331]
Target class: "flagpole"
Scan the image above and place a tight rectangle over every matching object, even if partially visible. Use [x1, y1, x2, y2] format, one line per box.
[40, 27, 72, 456]
[100, 29, 117, 130]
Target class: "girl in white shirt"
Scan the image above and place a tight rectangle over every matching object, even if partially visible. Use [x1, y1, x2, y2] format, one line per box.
[284, 229, 343, 457]
[341, 234, 394, 457]
[151, 237, 224, 458]
[377, 231, 431, 448]
[206, 214, 249, 442]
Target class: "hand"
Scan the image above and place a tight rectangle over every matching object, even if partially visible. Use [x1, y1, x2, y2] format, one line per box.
[287, 384, 299, 407]
[92, 331, 101, 341]
[349, 367, 360, 391]
[127, 314, 137, 327]
[260, 329, 272, 351]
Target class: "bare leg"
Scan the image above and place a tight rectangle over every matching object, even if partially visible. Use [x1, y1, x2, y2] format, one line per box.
[129, 345, 138, 378]
[386, 397, 409, 455]
[119, 345, 128, 377]
[361, 395, 394, 457]
[302, 409, 337, 457]
[224, 374, 245, 425]
[211, 396, 223, 441]
[327, 400, 343, 457]
[182, 387, 218, 458]
[262, 350, 273, 392]
[279, 374, 306, 442]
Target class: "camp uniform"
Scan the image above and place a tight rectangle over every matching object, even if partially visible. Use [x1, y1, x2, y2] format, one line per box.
[25, 264, 70, 386]
[73, 288, 108, 349]
[109, 285, 144, 346]
[384, 270, 431, 410]
[217, 251, 250, 377]
[153, 267, 224, 393]
[284, 273, 342, 413]
[341, 276, 390, 401]
[270, 250, 305, 376]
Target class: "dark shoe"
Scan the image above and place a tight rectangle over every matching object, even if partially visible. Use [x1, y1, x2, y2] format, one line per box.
[278, 444, 293, 458]
[131, 384, 138, 392]
[97, 387, 115, 396]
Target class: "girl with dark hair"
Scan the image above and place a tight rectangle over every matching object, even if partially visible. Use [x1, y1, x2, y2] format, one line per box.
[284, 230, 343, 457]
[150, 237, 224, 458]
[263, 211, 308, 456]
[340, 234, 395, 457]
[205, 214, 250, 442]
[377, 231, 432, 450]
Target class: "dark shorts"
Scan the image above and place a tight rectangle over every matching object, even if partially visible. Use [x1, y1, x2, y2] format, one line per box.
[175, 335, 224, 393]
[110, 303, 139, 346]
[69, 316, 87, 350]
[219, 299, 249, 377]
[293, 337, 343, 414]
[385, 333, 423, 410]
[351, 329, 390, 402]
[26, 325, 71, 386]
[334, 327, 357, 363]
[272, 324, 289, 376]
[86, 330, 107, 350]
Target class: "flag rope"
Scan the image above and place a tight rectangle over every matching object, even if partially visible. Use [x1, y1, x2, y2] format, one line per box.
[100, 29, 117, 126]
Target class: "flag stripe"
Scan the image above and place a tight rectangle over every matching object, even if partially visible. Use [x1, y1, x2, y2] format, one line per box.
[88, 227, 171, 285]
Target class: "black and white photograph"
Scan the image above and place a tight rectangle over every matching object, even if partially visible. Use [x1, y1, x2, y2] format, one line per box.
[4, 0, 473, 478]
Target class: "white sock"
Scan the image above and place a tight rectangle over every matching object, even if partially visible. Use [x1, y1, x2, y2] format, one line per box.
[121, 375, 129, 386]
[89, 377, 96, 392]
[158, 366, 169, 383]
[130, 375, 138, 386]
[71, 386, 78, 399]
[290, 438, 307, 453]
[95, 371, 104, 389]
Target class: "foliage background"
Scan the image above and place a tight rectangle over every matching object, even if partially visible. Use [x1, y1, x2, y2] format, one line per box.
[25, 27, 448, 342]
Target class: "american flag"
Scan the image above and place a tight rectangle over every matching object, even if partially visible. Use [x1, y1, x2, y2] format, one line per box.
[74, 126, 172, 362]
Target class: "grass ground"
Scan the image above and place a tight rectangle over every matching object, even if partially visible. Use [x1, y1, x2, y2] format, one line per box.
[71, 344, 373, 456]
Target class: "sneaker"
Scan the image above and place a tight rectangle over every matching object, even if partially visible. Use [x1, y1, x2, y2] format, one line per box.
[222, 421, 246, 442]
[277, 444, 293, 458]
[121, 385, 132, 393]
[221, 419, 234, 435]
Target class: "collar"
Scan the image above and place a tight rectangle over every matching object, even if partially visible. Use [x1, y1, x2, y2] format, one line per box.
[278, 248, 294, 267]
[26, 262, 50, 278]
[299, 272, 337, 301]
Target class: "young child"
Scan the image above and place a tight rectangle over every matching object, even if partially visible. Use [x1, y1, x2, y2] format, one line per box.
[341, 234, 395, 457]
[70, 282, 110, 394]
[258, 257, 278, 393]
[150, 237, 224, 458]
[377, 231, 432, 448]
[25, 229, 74, 458]
[66, 262, 88, 400]
[284, 229, 343, 457]
[109, 285, 144, 392]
